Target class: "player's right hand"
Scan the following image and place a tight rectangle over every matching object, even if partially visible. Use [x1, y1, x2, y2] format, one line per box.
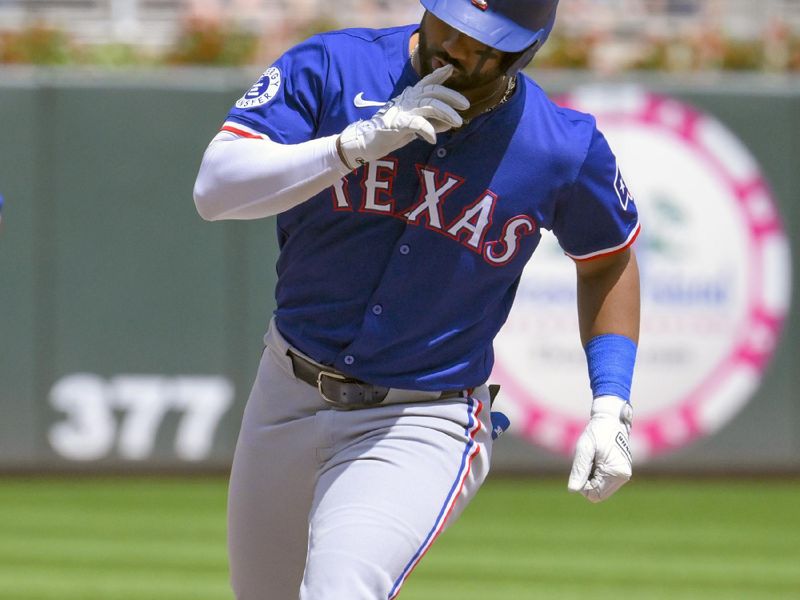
[337, 64, 469, 170]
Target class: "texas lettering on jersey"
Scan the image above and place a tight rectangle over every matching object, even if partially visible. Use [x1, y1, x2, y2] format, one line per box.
[221, 25, 640, 389]
[331, 159, 536, 267]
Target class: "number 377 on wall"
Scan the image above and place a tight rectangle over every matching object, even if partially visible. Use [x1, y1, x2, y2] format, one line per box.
[47, 374, 235, 462]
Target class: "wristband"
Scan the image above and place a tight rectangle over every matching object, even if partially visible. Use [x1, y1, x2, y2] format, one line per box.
[584, 334, 637, 402]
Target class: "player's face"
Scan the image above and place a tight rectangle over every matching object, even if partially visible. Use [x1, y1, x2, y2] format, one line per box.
[417, 12, 508, 91]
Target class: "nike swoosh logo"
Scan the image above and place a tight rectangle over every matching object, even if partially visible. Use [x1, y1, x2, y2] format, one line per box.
[353, 92, 386, 108]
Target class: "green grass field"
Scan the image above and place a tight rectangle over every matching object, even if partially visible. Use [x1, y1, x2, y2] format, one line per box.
[1, 476, 798, 599]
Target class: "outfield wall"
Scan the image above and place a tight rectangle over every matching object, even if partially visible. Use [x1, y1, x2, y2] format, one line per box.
[0, 67, 797, 472]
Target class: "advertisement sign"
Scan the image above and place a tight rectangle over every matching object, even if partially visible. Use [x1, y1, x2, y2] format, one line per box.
[492, 88, 792, 460]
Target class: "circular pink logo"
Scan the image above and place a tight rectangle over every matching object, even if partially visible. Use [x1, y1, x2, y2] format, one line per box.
[492, 88, 792, 460]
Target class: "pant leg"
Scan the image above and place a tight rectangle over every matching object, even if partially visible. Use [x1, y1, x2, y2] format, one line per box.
[300, 387, 493, 600]
[227, 330, 333, 600]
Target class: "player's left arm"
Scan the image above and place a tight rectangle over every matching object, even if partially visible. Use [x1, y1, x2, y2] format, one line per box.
[576, 247, 639, 345]
[568, 246, 640, 503]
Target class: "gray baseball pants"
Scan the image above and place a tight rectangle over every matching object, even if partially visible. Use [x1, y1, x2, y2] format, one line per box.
[227, 320, 493, 599]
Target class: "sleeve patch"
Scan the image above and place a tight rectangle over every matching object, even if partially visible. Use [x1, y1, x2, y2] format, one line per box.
[614, 166, 634, 211]
[235, 67, 282, 110]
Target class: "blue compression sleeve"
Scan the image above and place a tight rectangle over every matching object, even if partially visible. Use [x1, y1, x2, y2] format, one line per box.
[584, 334, 637, 402]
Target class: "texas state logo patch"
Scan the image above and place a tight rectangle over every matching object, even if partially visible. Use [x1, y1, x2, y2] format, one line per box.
[235, 66, 281, 109]
[614, 166, 634, 210]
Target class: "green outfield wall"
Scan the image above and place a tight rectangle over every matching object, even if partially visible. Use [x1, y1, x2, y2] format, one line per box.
[0, 67, 797, 472]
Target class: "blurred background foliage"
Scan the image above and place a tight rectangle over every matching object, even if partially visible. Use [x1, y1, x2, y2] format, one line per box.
[0, 20, 260, 67]
[0, 14, 800, 73]
[164, 18, 260, 66]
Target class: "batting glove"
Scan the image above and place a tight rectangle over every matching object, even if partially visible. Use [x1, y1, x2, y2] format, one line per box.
[568, 395, 633, 503]
[337, 64, 469, 170]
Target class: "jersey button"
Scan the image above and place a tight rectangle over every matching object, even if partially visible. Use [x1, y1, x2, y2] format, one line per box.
[399, 244, 410, 255]
[371, 304, 383, 315]
[344, 355, 355, 366]
[435, 147, 447, 158]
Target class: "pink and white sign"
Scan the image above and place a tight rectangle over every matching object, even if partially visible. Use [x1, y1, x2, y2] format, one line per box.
[492, 88, 792, 461]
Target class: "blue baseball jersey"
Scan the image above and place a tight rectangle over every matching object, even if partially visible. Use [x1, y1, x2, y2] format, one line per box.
[224, 24, 640, 391]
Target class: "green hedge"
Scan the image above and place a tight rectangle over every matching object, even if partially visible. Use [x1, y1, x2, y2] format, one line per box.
[2, 18, 800, 71]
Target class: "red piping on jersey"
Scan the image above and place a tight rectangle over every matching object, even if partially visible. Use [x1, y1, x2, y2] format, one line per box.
[570, 222, 641, 262]
[220, 125, 262, 139]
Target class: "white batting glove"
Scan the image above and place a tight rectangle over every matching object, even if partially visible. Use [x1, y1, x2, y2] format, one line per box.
[337, 64, 469, 170]
[568, 395, 633, 503]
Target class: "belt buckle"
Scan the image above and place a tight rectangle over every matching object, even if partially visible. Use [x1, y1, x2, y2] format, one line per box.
[317, 370, 351, 407]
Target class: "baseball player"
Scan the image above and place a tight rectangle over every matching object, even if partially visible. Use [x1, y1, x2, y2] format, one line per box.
[194, 0, 640, 597]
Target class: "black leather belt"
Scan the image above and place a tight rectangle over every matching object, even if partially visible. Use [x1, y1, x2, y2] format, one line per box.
[287, 349, 464, 409]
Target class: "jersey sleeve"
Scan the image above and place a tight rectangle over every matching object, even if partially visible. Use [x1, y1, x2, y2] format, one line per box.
[224, 35, 330, 144]
[552, 126, 641, 261]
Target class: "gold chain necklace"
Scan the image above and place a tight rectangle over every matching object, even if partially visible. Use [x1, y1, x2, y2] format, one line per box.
[467, 75, 516, 120]
[489, 75, 516, 111]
